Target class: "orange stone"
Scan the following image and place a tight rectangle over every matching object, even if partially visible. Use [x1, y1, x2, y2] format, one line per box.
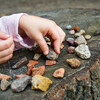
[46, 60, 56, 65]
[27, 60, 39, 75]
[53, 68, 65, 78]
[72, 26, 79, 32]
[27, 60, 39, 68]
[66, 58, 81, 68]
[15, 74, 27, 79]
[27, 66, 33, 75]
[0, 73, 11, 80]
[32, 66, 45, 76]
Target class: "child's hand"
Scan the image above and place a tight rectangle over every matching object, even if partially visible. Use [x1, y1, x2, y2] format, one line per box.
[19, 15, 65, 55]
[0, 31, 14, 64]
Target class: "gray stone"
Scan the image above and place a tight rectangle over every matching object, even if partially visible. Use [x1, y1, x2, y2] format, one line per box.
[11, 76, 31, 92]
[46, 46, 59, 60]
[66, 25, 72, 30]
[1, 80, 11, 91]
[75, 44, 91, 59]
[75, 35, 87, 45]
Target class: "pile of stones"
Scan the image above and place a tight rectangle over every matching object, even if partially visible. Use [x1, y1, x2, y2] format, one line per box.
[0, 25, 92, 94]
[66, 25, 91, 68]
[0, 46, 65, 93]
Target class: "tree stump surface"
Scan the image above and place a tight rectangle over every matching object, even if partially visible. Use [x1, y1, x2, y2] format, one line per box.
[0, 8, 100, 100]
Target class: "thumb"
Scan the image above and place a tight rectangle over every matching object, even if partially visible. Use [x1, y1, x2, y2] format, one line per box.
[0, 31, 9, 39]
[35, 33, 49, 55]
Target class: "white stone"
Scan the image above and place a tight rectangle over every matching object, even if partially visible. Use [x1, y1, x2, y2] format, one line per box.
[66, 25, 72, 30]
[69, 30, 75, 35]
[74, 32, 81, 37]
[79, 30, 85, 34]
[85, 35, 91, 40]
[75, 44, 91, 59]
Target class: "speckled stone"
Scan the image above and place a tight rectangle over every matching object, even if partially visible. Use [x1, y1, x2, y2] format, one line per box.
[31, 75, 52, 92]
[75, 35, 87, 45]
[66, 25, 72, 30]
[75, 44, 91, 59]
[11, 76, 31, 92]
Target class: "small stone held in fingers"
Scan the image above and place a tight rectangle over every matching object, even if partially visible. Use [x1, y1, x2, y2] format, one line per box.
[46, 46, 59, 60]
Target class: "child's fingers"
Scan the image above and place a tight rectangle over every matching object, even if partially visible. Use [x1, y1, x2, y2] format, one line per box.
[0, 54, 13, 64]
[35, 32, 49, 55]
[0, 35, 13, 51]
[56, 26, 66, 43]
[0, 31, 9, 39]
[48, 24, 61, 54]
[0, 43, 14, 58]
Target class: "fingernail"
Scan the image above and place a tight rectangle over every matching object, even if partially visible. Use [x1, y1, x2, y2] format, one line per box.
[44, 51, 48, 55]
[5, 34, 9, 38]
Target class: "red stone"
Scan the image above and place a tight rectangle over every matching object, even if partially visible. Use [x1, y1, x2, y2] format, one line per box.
[46, 60, 56, 65]
[32, 66, 45, 76]
[27, 60, 39, 75]
[72, 26, 79, 32]
[0, 73, 11, 80]
[15, 74, 27, 79]
[27, 60, 39, 68]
